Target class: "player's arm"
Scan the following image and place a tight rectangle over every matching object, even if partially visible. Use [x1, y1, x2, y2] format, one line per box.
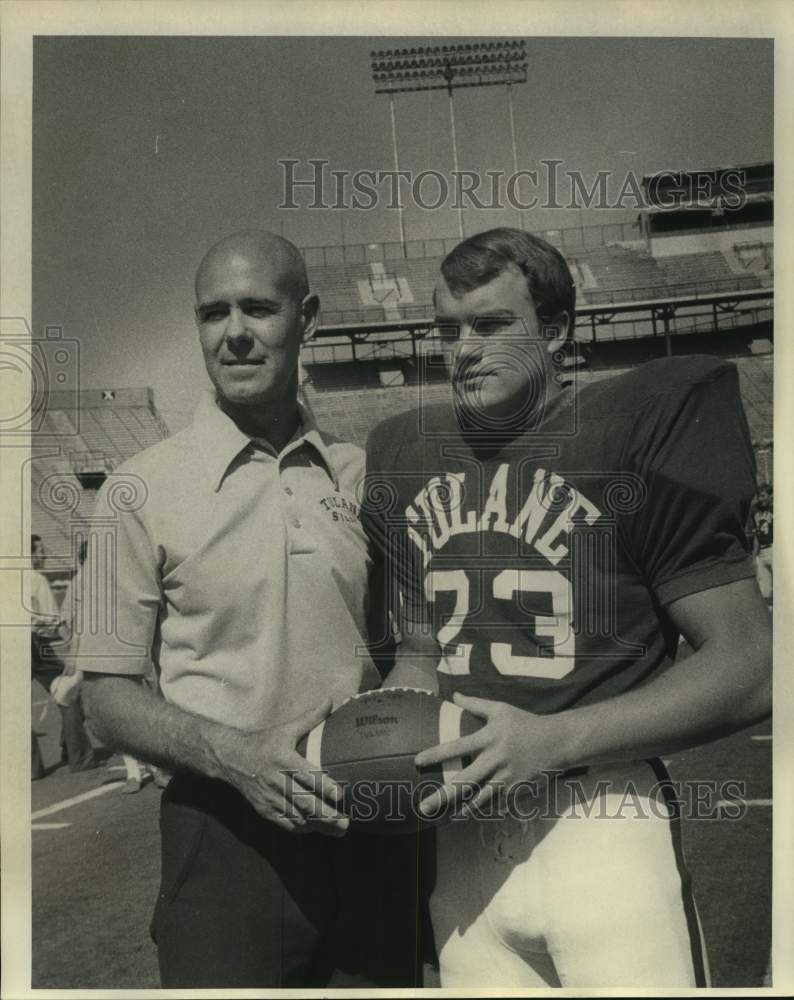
[381, 608, 441, 693]
[416, 576, 770, 815]
[553, 575, 771, 763]
[82, 673, 348, 835]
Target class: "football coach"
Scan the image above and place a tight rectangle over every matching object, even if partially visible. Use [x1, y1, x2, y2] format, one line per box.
[80, 231, 423, 988]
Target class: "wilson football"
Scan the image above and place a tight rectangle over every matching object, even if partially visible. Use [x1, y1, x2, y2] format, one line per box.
[296, 687, 484, 835]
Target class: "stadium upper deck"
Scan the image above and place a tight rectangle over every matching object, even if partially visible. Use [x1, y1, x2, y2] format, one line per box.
[303, 221, 772, 329]
[31, 388, 169, 579]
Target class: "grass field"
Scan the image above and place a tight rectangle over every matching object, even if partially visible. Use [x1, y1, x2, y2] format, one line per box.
[31, 700, 772, 990]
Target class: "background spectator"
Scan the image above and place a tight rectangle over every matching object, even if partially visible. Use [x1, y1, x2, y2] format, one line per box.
[31, 535, 97, 776]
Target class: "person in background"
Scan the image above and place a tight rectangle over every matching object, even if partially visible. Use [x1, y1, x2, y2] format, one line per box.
[30, 534, 97, 775]
[53, 538, 167, 791]
[750, 481, 773, 601]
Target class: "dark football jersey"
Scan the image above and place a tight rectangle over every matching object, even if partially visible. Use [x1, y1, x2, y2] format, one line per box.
[364, 356, 756, 715]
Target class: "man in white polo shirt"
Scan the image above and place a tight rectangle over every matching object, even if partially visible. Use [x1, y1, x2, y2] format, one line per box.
[81, 231, 424, 987]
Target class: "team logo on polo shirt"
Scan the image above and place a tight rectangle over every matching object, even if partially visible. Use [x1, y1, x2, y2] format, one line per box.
[320, 494, 360, 524]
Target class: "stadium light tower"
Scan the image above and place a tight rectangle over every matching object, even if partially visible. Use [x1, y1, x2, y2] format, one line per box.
[370, 40, 528, 246]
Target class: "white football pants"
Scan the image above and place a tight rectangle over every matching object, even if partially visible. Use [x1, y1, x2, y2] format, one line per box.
[430, 760, 710, 989]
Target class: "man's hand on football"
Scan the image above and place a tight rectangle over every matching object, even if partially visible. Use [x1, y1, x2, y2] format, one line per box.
[414, 692, 574, 817]
[218, 700, 349, 836]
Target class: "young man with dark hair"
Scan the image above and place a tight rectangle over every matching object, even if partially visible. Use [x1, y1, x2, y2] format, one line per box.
[367, 227, 771, 988]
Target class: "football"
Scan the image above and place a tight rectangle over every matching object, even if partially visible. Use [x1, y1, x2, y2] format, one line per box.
[296, 687, 484, 835]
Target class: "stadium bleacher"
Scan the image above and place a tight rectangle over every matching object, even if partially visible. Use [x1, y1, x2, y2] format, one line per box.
[308, 234, 771, 327]
[732, 241, 773, 280]
[736, 353, 774, 446]
[304, 380, 450, 449]
[31, 388, 169, 578]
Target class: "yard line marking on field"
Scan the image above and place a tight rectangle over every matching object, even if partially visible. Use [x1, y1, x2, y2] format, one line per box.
[751, 734, 773, 741]
[32, 822, 71, 830]
[31, 780, 124, 821]
[717, 798, 773, 809]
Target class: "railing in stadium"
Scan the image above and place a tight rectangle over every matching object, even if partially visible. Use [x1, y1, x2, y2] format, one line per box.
[314, 272, 769, 328]
[579, 273, 766, 305]
[302, 296, 772, 362]
[302, 220, 643, 267]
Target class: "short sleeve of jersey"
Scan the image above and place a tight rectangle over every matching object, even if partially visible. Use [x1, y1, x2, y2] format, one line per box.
[622, 361, 756, 606]
[76, 477, 162, 675]
[363, 418, 427, 628]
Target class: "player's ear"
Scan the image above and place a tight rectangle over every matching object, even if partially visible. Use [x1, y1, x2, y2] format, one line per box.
[542, 311, 569, 355]
[300, 292, 320, 343]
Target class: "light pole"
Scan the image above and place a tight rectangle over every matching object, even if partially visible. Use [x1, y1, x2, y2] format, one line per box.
[506, 81, 522, 228]
[370, 41, 528, 249]
[441, 59, 464, 238]
[617, 149, 639, 237]
[387, 92, 407, 250]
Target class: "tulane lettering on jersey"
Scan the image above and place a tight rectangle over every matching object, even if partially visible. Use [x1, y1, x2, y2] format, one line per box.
[404, 464, 602, 568]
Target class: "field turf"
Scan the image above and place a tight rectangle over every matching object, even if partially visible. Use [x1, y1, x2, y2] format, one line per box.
[31, 700, 771, 988]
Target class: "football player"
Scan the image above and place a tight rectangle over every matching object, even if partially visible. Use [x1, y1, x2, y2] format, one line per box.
[365, 228, 771, 988]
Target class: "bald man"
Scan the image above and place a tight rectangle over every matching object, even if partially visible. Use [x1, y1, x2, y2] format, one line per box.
[81, 232, 424, 987]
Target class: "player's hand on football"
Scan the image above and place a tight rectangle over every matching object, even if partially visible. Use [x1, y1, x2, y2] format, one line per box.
[219, 700, 350, 836]
[414, 692, 573, 818]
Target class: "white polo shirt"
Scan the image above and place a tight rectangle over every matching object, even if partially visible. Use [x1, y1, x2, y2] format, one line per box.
[29, 569, 61, 638]
[78, 393, 381, 731]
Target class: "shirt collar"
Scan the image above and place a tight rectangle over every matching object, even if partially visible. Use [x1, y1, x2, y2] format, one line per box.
[193, 392, 339, 492]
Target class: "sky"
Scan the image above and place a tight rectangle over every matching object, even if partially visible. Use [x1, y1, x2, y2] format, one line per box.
[32, 35, 773, 431]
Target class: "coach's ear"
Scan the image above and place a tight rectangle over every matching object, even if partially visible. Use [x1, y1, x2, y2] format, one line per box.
[543, 311, 570, 355]
[300, 292, 320, 343]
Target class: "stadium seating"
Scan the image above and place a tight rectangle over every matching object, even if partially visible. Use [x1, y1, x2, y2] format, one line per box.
[304, 381, 450, 448]
[308, 236, 771, 326]
[732, 241, 773, 283]
[31, 389, 169, 575]
[579, 244, 664, 298]
[735, 354, 774, 446]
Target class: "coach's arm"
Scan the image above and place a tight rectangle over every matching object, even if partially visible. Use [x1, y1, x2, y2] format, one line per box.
[82, 673, 348, 835]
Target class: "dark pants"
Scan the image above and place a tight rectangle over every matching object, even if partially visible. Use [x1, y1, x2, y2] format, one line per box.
[31, 640, 95, 772]
[151, 773, 433, 988]
[59, 698, 96, 770]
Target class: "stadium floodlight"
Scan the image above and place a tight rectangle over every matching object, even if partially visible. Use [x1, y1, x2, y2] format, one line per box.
[370, 40, 528, 242]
